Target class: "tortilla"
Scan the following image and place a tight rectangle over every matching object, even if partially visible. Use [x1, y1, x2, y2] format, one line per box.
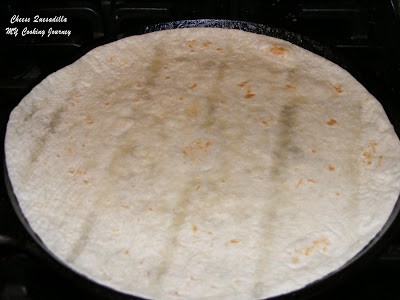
[5, 28, 400, 300]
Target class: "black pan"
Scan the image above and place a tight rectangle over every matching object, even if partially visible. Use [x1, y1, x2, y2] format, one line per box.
[2, 19, 400, 300]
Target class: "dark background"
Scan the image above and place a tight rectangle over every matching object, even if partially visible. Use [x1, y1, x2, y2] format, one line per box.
[0, 1, 400, 299]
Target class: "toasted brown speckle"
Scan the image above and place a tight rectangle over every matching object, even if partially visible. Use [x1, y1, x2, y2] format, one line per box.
[238, 81, 248, 88]
[333, 85, 343, 93]
[285, 84, 297, 90]
[296, 236, 330, 258]
[261, 119, 269, 126]
[269, 45, 288, 56]
[185, 102, 200, 117]
[245, 89, 255, 99]
[327, 118, 337, 126]
[182, 140, 212, 163]
[363, 141, 379, 165]
[85, 115, 94, 125]
[187, 40, 196, 48]
[69, 168, 87, 176]
[295, 178, 303, 188]
[328, 164, 335, 171]
[64, 146, 72, 155]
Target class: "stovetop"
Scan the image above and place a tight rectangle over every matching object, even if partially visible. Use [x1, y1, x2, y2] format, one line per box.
[1, 0, 400, 299]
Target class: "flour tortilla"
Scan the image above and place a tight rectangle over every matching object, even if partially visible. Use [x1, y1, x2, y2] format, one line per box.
[5, 28, 400, 300]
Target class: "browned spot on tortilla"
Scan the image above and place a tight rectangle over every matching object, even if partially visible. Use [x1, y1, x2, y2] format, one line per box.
[261, 119, 269, 126]
[311, 148, 317, 154]
[295, 178, 303, 188]
[104, 102, 110, 106]
[195, 184, 200, 191]
[69, 168, 87, 176]
[182, 140, 212, 163]
[245, 89, 255, 99]
[314, 237, 329, 244]
[179, 96, 184, 101]
[192, 225, 198, 232]
[216, 47, 223, 51]
[123, 249, 129, 255]
[335, 192, 341, 196]
[230, 239, 240, 244]
[362, 141, 379, 165]
[85, 115, 94, 125]
[107, 56, 116, 63]
[82, 179, 89, 184]
[164, 76, 170, 80]
[189, 82, 198, 89]
[269, 45, 288, 56]
[333, 85, 343, 93]
[64, 146, 72, 155]
[185, 102, 200, 117]
[187, 40, 196, 48]
[298, 237, 330, 257]
[237, 81, 248, 88]
[285, 84, 297, 90]
[203, 41, 212, 47]
[327, 118, 338, 126]
[291, 256, 300, 264]
[328, 164, 335, 171]
[307, 178, 317, 183]
[377, 155, 383, 167]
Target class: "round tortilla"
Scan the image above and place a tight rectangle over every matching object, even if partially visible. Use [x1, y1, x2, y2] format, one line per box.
[5, 28, 400, 300]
